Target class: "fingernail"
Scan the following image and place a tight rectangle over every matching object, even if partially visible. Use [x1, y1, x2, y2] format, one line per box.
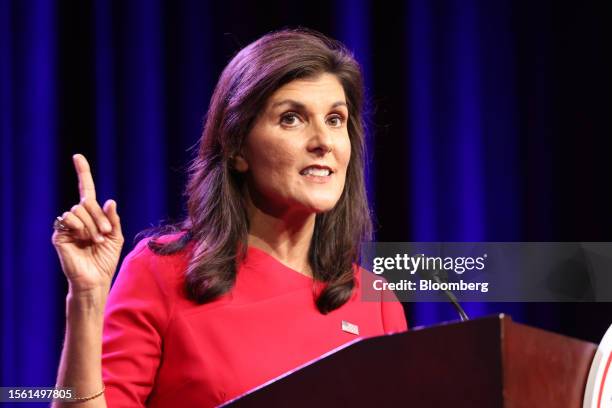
[103, 220, 112, 232]
[96, 235, 105, 243]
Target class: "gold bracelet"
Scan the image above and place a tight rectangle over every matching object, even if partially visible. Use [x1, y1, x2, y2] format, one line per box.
[69, 385, 105, 403]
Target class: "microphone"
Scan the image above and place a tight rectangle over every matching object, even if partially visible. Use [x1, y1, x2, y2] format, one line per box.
[418, 264, 470, 322]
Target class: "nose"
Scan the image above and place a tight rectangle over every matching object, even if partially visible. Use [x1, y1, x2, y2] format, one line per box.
[306, 119, 333, 156]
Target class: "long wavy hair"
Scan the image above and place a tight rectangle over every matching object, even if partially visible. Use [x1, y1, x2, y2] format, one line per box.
[147, 28, 372, 314]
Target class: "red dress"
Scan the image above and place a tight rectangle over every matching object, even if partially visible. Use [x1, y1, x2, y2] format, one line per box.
[102, 236, 407, 407]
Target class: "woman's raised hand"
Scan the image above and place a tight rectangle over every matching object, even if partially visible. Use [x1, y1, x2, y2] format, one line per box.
[52, 154, 124, 294]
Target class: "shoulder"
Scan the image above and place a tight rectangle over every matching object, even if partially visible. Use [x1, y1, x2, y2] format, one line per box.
[112, 233, 192, 299]
[353, 264, 389, 292]
[353, 264, 408, 332]
[124, 232, 191, 267]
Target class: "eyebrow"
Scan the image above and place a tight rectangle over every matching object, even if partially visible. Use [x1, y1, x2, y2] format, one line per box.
[270, 99, 348, 110]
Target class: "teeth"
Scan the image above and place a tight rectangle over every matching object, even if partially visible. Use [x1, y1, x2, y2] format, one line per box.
[302, 167, 331, 177]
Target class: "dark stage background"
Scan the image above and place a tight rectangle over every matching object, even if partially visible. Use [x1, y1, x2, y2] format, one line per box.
[2, 0, 612, 392]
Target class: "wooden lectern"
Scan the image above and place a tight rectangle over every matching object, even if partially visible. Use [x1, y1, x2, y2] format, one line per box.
[225, 315, 597, 407]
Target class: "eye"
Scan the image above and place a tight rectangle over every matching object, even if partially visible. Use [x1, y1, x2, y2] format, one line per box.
[326, 113, 346, 128]
[280, 112, 302, 127]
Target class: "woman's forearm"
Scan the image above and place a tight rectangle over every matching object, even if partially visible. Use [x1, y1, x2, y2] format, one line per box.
[52, 288, 109, 408]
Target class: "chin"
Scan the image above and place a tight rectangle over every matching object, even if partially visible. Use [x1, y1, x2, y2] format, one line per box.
[302, 197, 342, 214]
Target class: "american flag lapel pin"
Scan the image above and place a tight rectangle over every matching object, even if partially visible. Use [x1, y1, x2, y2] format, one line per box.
[342, 320, 359, 335]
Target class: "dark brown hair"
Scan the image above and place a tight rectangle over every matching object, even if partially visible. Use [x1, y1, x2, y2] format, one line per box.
[147, 28, 372, 314]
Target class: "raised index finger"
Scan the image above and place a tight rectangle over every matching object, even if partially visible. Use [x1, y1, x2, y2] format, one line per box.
[72, 154, 97, 201]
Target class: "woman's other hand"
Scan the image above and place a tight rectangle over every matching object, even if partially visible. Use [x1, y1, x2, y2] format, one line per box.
[52, 154, 124, 295]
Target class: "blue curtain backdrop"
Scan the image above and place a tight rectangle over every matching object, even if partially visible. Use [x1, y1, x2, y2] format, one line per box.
[2, 0, 611, 393]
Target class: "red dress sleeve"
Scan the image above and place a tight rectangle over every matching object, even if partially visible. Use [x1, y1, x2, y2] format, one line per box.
[357, 266, 408, 334]
[102, 239, 174, 407]
[380, 283, 409, 334]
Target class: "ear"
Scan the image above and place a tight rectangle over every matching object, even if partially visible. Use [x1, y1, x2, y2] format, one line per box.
[233, 154, 249, 173]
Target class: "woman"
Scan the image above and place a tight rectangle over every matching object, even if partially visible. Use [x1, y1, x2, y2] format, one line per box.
[52, 29, 407, 407]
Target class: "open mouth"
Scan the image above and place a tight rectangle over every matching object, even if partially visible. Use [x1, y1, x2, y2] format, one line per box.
[299, 165, 333, 177]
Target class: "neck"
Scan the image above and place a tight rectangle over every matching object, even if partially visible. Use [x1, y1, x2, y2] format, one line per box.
[245, 193, 316, 278]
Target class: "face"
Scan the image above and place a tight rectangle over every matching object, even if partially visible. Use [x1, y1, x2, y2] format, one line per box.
[236, 73, 351, 216]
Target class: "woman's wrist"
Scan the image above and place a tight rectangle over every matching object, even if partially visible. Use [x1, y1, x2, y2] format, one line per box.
[66, 287, 109, 316]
